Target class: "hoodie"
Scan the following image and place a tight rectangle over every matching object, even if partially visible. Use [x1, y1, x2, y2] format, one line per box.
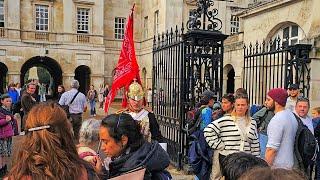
[108, 141, 170, 180]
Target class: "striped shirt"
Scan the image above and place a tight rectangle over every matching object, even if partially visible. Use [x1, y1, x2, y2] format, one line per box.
[59, 88, 87, 114]
[204, 115, 260, 157]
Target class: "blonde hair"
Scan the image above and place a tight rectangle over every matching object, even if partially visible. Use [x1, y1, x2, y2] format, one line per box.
[312, 107, 320, 114]
[231, 93, 251, 125]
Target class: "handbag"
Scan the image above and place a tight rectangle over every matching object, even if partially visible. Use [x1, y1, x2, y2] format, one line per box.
[61, 91, 80, 118]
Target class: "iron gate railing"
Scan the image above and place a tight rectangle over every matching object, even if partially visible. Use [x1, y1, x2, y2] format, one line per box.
[152, 0, 228, 169]
[152, 26, 185, 168]
[243, 38, 312, 105]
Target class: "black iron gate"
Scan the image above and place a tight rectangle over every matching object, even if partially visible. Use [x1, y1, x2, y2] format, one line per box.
[243, 38, 312, 105]
[152, 0, 228, 169]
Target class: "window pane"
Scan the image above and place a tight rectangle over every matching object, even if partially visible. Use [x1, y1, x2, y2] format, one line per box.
[114, 17, 126, 39]
[291, 25, 298, 37]
[77, 8, 89, 33]
[35, 5, 49, 31]
[283, 27, 289, 39]
[291, 39, 298, 45]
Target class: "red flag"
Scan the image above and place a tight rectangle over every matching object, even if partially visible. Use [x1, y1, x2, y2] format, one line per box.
[104, 5, 141, 114]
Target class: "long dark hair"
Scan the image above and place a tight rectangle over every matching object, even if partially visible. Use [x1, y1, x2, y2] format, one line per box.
[8, 103, 89, 180]
[101, 113, 145, 152]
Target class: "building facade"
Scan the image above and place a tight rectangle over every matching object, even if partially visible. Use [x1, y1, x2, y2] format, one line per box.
[1, 0, 319, 105]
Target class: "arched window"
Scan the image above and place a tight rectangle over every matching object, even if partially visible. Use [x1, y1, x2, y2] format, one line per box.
[271, 24, 304, 47]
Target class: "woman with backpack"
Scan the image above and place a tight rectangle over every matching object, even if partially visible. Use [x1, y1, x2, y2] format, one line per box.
[87, 85, 97, 117]
[94, 113, 171, 179]
[204, 93, 260, 179]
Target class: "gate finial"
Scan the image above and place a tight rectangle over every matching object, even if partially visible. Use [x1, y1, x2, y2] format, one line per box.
[186, 0, 223, 31]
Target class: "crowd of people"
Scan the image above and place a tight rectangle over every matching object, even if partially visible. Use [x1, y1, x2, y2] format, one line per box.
[186, 84, 320, 180]
[0, 78, 319, 179]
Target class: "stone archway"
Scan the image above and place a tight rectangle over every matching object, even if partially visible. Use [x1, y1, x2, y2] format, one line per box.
[0, 62, 8, 94]
[20, 56, 62, 98]
[75, 65, 91, 94]
[227, 68, 235, 93]
[223, 64, 235, 94]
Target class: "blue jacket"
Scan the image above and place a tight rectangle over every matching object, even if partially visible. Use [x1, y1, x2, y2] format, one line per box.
[200, 107, 212, 130]
[8, 89, 19, 104]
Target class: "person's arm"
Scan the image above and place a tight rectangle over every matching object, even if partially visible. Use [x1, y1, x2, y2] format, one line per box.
[265, 148, 277, 166]
[203, 120, 225, 150]
[0, 114, 9, 126]
[21, 95, 37, 113]
[148, 112, 164, 142]
[249, 121, 260, 157]
[201, 108, 212, 129]
[265, 117, 283, 166]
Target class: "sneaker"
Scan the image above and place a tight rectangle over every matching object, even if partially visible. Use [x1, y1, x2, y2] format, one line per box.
[93, 114, 96, 117]
[19, 131, 26, 136]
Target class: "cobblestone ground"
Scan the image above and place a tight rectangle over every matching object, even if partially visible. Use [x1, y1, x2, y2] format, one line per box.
[7, 101, 193, 179]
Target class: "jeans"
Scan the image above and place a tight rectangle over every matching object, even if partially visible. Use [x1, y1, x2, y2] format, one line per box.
[259, 133, 268, 159]
[89, 100, 96, 115]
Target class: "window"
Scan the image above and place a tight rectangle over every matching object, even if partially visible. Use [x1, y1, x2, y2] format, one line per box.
[144, 16, 148, 39]
[230, 15, 239, 35]
[35, 5, 49, 31]
[0, 0, 4, 27]
[282, 25, 299, 46]
[114, 17, 125, 39]
[77, 8, 90, 34]
[270, 24, 304, 49]
[154, 10, 159, 36]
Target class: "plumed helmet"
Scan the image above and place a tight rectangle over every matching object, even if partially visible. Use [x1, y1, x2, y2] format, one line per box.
[127, 80, 144, 101]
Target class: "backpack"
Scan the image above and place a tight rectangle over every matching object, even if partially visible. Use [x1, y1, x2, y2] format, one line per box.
[188, 130, 213, 180]
[293, 113, 319, 172]
[183, 106, 205, 135]
[250, 104, 263, 116]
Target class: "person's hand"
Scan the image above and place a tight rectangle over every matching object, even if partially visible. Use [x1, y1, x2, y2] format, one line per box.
[5, 115, 12, 122]
[93, 156, 103, 172]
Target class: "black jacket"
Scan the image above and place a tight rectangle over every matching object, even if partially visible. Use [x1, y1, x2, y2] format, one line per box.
[108, 141, 170, 180]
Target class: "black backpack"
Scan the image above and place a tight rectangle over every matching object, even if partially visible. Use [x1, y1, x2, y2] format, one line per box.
[293, 113, 319, 172]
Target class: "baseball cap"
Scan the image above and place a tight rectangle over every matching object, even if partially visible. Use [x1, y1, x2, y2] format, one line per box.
[201, 90, 215, 99]
[288, 84, 299, 90]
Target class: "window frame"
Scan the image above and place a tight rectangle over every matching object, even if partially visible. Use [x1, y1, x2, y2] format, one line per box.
[0, 0, 5, 28]
[77, 7, 90, 34]
[35, 4, 49, 32]
[114, 17, 126, 40]
[271, 24, 303, 48]
[230, 15, 239, 35]
[154, 10, 159, 36]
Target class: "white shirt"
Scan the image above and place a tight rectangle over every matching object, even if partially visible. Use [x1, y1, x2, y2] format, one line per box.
[285, 97, 297, 112]
[59, 88, 87, 114]
[295, 112, 314, 134]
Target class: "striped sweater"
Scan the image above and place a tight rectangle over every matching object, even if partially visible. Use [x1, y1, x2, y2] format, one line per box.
[204, 115, 260, 157]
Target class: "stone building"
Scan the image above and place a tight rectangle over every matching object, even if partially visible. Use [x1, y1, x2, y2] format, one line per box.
[1, 0, 319, 106]
[0, 0, 247, 95]
[224, 0, 320, 106]
[0, 0, 105, 95]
